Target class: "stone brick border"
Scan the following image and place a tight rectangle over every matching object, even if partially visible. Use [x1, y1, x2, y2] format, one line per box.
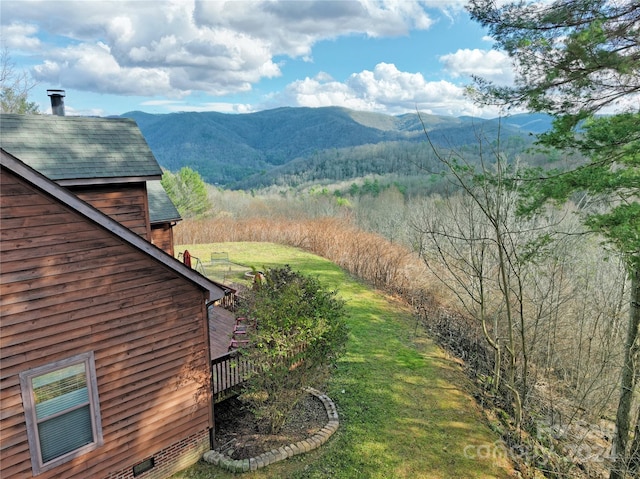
[202, 387, 339, 472]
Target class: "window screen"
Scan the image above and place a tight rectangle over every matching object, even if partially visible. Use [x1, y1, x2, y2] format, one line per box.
[20, 352, 103, 475]
[33, 363, 94, 462]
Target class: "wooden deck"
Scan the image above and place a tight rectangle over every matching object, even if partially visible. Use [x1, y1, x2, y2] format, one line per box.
[208, 305, 237, 359]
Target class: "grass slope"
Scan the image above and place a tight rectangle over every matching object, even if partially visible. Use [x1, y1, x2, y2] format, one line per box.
[172, 242, 514, 479]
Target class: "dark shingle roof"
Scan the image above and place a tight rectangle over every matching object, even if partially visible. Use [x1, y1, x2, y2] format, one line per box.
[0, 114, 162, 183]
[147, 180, 181, 224]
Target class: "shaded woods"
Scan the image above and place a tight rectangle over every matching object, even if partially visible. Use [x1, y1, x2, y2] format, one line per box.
[176, 213, 630, 477]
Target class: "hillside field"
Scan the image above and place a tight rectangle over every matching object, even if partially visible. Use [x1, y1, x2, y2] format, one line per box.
[171, 242, 516, 479]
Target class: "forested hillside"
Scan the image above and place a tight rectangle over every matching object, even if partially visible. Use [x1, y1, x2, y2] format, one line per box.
[121, 107, 552, 188]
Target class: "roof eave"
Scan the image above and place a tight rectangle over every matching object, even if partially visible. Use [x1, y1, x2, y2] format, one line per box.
[57, 175, 162, 187]
[151, 216, 182, 225]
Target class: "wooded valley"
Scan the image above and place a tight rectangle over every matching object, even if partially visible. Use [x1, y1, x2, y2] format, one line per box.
[123, 107, 552, 188]
[168, 147, 632, 477]
[151, 99, 638, 479]
[155, 3, 640, 475]
[152, 85, 639, 479]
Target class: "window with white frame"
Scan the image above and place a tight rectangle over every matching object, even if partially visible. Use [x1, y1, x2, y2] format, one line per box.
[19, 352, 103, 475]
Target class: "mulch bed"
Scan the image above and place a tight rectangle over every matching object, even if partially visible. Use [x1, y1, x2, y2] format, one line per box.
[213, 393, 327, 460]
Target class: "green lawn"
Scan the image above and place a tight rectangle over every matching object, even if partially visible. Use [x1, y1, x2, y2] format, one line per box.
[172, 242, 514, 479]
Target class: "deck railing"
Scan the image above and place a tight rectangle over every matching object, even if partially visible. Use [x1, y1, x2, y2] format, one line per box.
[211, 342, 309, 403]
[211, 350, 252, 403]
[216, 289, 238, 310]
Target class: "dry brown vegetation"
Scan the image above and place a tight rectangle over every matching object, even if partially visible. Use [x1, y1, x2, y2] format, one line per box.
[176, 216, 423, 292]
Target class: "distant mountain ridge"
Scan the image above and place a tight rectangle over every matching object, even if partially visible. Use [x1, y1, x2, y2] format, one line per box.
[120, 107, 552, 187]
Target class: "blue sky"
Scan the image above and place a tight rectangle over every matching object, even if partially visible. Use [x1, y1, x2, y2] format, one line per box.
[1, 1, 516, 118]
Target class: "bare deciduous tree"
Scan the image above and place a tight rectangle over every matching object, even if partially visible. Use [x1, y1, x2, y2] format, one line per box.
[0, 46, 39, 114]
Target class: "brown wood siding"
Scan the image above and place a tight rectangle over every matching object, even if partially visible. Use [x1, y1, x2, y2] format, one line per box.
[0, 169, 212, 479]
[72, 184, 152, 239]
[151, 223, 175, 256]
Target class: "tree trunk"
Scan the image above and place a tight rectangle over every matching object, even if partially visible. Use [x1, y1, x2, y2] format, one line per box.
[628, 404, 640, 475]
[610, 267, 640, 479]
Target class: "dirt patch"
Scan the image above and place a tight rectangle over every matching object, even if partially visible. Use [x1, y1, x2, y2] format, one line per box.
[213, 393, 327, 460]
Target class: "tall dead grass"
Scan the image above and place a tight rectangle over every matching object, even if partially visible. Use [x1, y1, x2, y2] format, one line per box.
[176, 216, 422, 291]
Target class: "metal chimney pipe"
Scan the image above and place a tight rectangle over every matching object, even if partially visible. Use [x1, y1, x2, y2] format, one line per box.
[47, 89, 66, 116]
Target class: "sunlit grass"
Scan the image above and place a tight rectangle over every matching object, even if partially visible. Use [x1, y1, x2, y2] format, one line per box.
[171, 242, 515, 479]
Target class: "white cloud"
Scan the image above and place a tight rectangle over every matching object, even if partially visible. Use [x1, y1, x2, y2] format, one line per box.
[2, 0, 500, 116]
[2, 0, 438, 99]
[265, 62, 505, 117]
[193, 0, 435, 47]
[32, 42, 178, 97]
[140, 99, 184, 107]
[440, 48, 515, 85]
[107, 16, 135, 45]
[0, 22, 41, 50]
[139, 98, 253, 113]
[62, 105, 105, 118]
[164, 102, 254, 114]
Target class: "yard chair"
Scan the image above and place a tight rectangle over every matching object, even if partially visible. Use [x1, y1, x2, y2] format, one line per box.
[236, 316, 257, 328]
[233, 323, 248, 336]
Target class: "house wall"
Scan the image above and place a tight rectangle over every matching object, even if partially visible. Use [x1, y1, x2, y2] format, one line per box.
[0, 169, 212, 479]
[105, 429, 210, 479]
[71, 184, 152, 240]
[151, 224, 175, 257]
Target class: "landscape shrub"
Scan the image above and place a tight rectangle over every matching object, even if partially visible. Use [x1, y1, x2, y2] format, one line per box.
[236, 265, 349, 434]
